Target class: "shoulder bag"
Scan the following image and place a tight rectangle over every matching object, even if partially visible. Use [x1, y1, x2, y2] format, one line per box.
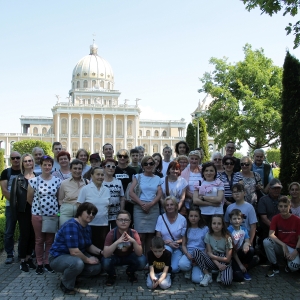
[125, 174, 141, 204]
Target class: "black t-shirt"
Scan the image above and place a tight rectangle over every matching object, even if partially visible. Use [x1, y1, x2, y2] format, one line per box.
[0, 168, 22, 200]
[147, 249, 172, 273]
[114, 166, 137, 191]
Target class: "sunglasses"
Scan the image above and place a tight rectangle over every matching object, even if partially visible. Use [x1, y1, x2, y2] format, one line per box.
[23, 159, 33, 163]
[11, 157, 21, 160]
[143, 161, 155, 166]
[224, 162, 234, 166]
[214, 158, 222, 161]
[117, 155, 128, 159]
[241, 163, 250, 167]
[105, 164, 116, 169]
[86, 210, 97, 216]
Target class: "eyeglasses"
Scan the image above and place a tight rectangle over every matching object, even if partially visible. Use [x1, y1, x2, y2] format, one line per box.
[116, 218, 131, 223]
[117, 155, 128, 159]
[241, 163, 250, 167]
[11, 157, 20, 160]
[86, 210, 97, 216]
[143, 161, 155, 166]
[278, 205, 289, 208]
[224, 162, 234, 166]
[23, 159, 33, 163]
[214, 158, 222, 161]
[105, 164, 116, 169]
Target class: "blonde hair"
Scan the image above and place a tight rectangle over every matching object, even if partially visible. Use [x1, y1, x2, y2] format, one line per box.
[163, 196, 179, 211]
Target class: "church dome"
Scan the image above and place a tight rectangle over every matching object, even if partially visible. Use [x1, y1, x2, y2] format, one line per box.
[72, 42, 114, 89]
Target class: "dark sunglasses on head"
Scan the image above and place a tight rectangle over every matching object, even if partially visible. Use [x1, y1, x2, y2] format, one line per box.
[224, 162, 234, 166]
[23, 159, 33, 163]
[241, 163, 250, 167]
[105, 164, 116, 169]
[117, 155, 128, 159]
[11, 157, 20, 160]
[86, 210, 97, 216]
[214, 158, 222, 161]
[143, 161, 155, 166]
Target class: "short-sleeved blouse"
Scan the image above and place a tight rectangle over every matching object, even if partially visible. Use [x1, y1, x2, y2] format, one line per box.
[29, 175, 61, 216]
[161, 176, 188, 202]
[135, 174, 162, 202]
[241, 172, 262, 205]
[219, 171, 243, 199]
[204, 232, 233, 254]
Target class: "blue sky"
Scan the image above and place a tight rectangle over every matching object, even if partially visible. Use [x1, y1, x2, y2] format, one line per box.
[1, 0, 299, 143]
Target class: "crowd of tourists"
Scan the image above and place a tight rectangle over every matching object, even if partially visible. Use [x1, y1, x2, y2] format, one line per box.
[1, 141, 299, 295]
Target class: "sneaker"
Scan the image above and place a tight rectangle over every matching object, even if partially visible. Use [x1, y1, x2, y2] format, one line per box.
[216, 272, 222, 283]
[36, 265, 44, 275]
[5, 256, 13, 264]
[20, 261, 29, 272]
[184, 270, 191, 279]
[60, 281, 76, 295]
[266, 264, 279, 277]
[105, 275, 116, 286]
[200, 274, 212, 286]
[44, 264, 55, 273]
[243, 272, 252, 281]
[26, 258, 36, 270]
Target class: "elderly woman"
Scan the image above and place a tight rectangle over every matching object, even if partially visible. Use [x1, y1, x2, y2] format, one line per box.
[49, 202, 102, 295]
[129, 155, 162, 254]
[152, 152, 163, 178]
[193, 162, 224, 225]
[239, 156, 263, 206]
[27, 155, 61, 275]
[103, 158, 125, 228]
[10, 153, 36, 272]
[175, 141, 190, 157]
[161, 161, 188, 214]
[176, 155, 189, 172]
[219, 156, 243, 212]
[156, 196, 187, 273]
[52, 151, 71, 181]
[76, 148, 91, 176]
[211, 152, 223, 174]
[289, 182, 300, 217]
[58, 159, 87, 228]
[77, 167, 110, 250]
[181, 150, 202, 210]
[32, 147, 44, 176]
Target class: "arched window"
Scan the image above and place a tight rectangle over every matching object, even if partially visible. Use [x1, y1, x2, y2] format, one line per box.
[139, 130, 142, 136]
[154, 130, 159, 137]
[162, 130, 167, 137]
[61, 141, 67, 151]
[94, 119, 101, 135]
[83, 119, 90, 135]
[83, 80, 88, 88]
[127, 120, 133, 135]
[100, 81, 104, 88]
[116, 143, 122, 151]
[94, 142, 100, 153]
[127, 143, 132, 150]
[33, 127, 38, 135]
[61, 118, 67, 134]
[72, 82, 75, 89]
[107, 82, 110, 90]
[72, 119, 79, 135]
[116, 120, 123, 135]
[72, 142, 78, 158]
[143, 144, 148, 155]
[83, 142, 89, 151]
[42, 127, 47, 135]
[92, 80, 96, 87]
[146, 130, 150, 137]
[105, 119, 112, 135]
[153, 144, 158, 153]
[77, 81, 80, 88]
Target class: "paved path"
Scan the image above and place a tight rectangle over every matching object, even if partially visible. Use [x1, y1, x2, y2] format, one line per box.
[0, 249, 300, 299]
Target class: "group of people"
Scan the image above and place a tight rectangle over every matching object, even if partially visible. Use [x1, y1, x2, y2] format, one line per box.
[1, 140, 300, 295]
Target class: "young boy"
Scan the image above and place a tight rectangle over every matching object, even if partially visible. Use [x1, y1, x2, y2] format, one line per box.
[228, 209, 254, 281]
[263, 196, 300, 277]
[146, 236, 172, 290]
[129, 149, 142, 173]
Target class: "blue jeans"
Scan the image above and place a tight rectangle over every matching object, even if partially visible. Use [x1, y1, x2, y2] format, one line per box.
[178, 254, 204, 283]
[165, 245, 183, 273]
[4, 206, 18, 257]
[101, 252, 147, 276]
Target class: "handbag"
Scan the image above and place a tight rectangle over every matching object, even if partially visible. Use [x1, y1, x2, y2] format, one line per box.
[37, 176, 59, 233]
[125, 174, 141, 204]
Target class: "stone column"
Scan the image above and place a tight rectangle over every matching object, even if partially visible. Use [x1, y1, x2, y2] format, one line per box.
[56, 113, 60, 141]
[68, 113, 71, 152]
[102, 115, 106, 148]
[124, 115, 127, 149]
[113, 114, 116, 150]
[91, 114, 94, 152]
[79, 113, 83, 148]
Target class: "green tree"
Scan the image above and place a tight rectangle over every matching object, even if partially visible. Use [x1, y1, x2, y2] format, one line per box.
[0, 150, 5, 174]
[266, 148, 281, 165]
[280, 51, 300, 193]
[242, 1, 300, 49]
[12, 140, 53, 157]
[199, 44, 282, 150]
[194, 118, 210, 162]
[186, 123, 195, 151]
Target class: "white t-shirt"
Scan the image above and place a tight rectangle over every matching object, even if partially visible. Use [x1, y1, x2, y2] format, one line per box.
[162, 160, 171, 177]
[135, 174, 162, 202]
[161, 176, 188, 203]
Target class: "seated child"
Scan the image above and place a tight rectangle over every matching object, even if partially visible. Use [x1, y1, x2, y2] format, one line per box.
[146, 236, 172, 290]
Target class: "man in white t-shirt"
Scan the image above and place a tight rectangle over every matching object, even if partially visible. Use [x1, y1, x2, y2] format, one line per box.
[162, 146, 172, 177]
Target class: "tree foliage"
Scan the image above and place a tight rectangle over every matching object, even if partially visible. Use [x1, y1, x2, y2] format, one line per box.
[199, 44, 282, 150]
[280, 51, 300, 194]
[186, 123, 195, 151]
[0, 150, 5, 174]
[194, 118, 210, 162]
[266, 148, 281, 165]
[12, 140, 53, 157]
[242, 0, 300, 49]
